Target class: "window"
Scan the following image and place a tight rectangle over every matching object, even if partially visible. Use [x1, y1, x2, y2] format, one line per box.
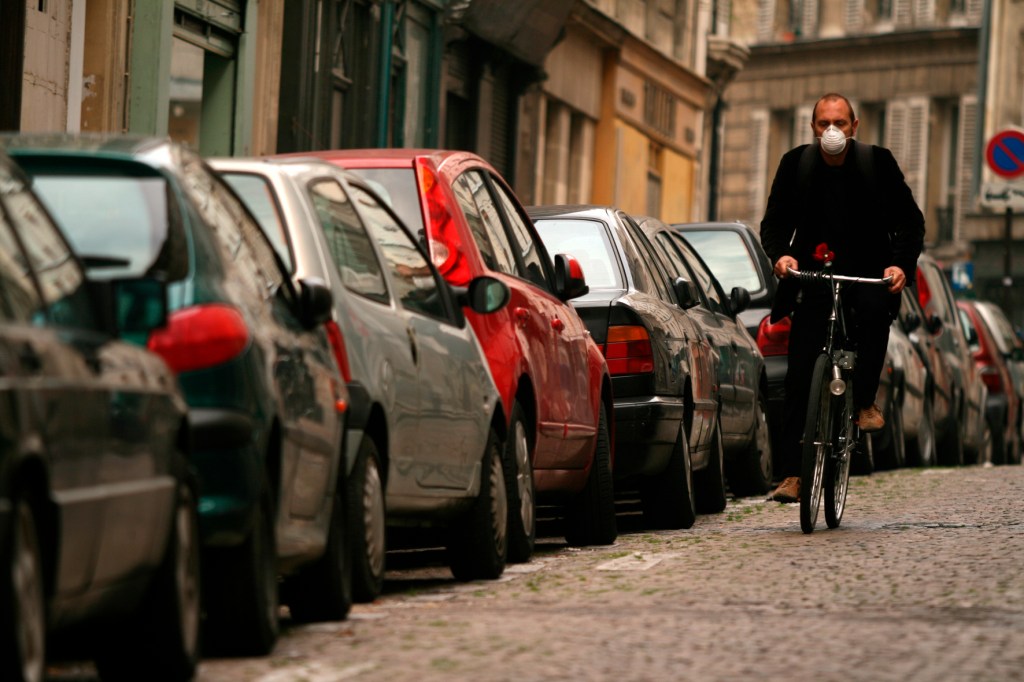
[671, 235, 728, 315]
[0, 206, 43, 323]
[683, 230, 764, 295]
[350, 185, 445, 320]
[308, 180, 388, 302]
[491, 178, 550, 289]
[461, 170, 517, 276]
[532, 218, 622, 290]
[219, 173, 294, 271]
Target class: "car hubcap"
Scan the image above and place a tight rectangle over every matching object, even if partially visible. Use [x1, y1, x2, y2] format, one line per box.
[364, 458, 386, 579]
[491, 452, 508, 556]
[513, 420, 534, 533]
[14, 503, 45, 682]
[176, 492, 201, 657]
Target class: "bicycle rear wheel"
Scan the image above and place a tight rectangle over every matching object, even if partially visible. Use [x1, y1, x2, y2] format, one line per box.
[800, 354, 833, 534]
[824, 386, 855, 529]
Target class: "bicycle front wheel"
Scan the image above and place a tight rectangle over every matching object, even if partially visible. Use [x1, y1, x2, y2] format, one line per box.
[824, 387, 855, 529]
[800, 354, 834, 534]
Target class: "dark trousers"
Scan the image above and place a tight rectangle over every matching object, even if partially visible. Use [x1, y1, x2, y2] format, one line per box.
[779, 283, 894, 478]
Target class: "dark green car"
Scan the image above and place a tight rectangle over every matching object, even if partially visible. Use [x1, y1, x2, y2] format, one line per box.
[4, 135, 350, 656]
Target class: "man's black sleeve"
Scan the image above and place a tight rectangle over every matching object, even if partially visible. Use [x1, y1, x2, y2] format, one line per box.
[878, 147, 926, 279]
[760, 147, 802, 268]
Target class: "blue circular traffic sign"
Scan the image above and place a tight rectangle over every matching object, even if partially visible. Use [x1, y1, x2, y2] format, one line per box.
[986, 130, 1024, 178]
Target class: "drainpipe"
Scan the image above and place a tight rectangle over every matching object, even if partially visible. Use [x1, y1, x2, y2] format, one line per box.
[376, 0, 395, 148]
[971, 0, 992, 199]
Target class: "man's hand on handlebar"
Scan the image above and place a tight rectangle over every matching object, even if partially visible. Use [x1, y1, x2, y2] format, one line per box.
[884, 266, 906, 294]
[775, 256, 798, 279]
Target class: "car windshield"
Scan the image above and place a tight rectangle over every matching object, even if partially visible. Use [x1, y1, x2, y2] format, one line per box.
[976, 302, 1020, 355]
[220, 172, 294, 271]
[28, 171, 170, 279]
[682, 230, 763, 296]
[532, 218, 621, 289]
[348, 168, 425, 239]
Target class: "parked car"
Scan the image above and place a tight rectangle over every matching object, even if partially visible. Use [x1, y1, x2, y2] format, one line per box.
[672, 221, 784, 478]
[5, 135, 350, 655]
[300, 149, 616, 557]
[966, 299, 1024, 464]
[529, 205, 722, 528]
[210, 156, 512, 600]
[637, 217, 774, 496]
[958, 299, 1022, 464]
[916, 254, 990, 465]
[0, 149, 199, 681]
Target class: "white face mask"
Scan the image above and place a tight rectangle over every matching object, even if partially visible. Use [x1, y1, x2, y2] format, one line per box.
[819, 125, 848, 155]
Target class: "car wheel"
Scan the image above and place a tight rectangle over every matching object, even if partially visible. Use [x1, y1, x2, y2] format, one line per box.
[285, 472, 352, 622]
[565, 402, 618, 546]
[504, 401, 536, 564]
[348, 435, 386, 603]
[851, 429, 874, 476]
[640, 420, 696, 530]
[1, 494, 45, 682]
[447, 428, 507, 581]
[727, 390, 773, 496]
[203, 474, 279, 656]
[906, 390, 936, 467]
[695, 417, 728, 513]
[96, 461, 201, 681]
[936, 396, 965, 466]
[873, 388, 906, 470]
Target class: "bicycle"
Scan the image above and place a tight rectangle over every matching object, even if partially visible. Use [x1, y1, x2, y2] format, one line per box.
[787, 262, 892, 534]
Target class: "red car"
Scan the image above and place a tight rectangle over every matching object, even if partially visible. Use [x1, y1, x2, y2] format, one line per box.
[302, 149, 616, 559]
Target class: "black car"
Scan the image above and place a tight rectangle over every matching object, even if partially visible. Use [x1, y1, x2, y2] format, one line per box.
[531, 204, 726, 529]
[5, 135, 349, 655]
[0, 150, 199, 681]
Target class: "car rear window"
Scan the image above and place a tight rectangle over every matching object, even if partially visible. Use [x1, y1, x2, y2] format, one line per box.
[683, 230, 763, 296]
[533, 218, 621, 289]
[348, 167, 425, 238]
[26, 168, 170, 280]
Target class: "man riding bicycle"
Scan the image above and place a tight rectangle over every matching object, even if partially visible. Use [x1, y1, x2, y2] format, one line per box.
[761, 92, 925, 503]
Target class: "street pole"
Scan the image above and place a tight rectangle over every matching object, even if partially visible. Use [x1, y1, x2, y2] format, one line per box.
[1004, 207, 1014, 312]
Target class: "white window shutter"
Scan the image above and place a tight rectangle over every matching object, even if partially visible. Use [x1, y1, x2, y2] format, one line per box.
[800, 0, 819, 37]
[965, 0, 983, 23]
[888, 97, 929, 209]
[956, 94, 978, 240]
[894, 0, 912, 25]
[794, 105, 815, 146]
[913, 0, 935, 25]
[751, 109, 769, 225]
[717, 0, 732, 35]
[757, 0, 776, 41]
[845, 0, 864, 33]
[885, 99, 909, 186]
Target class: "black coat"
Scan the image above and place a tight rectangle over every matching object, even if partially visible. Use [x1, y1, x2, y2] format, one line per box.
[760, 139, 925, 322]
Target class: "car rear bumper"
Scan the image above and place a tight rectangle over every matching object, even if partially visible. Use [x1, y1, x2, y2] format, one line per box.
[188, 407, 262, 547]
[611, 395, 685, 480]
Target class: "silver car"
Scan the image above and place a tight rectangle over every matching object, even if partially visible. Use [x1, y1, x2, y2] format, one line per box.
[211, 157, 511, 600]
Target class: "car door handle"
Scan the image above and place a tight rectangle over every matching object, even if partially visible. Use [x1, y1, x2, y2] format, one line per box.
[513, 307, 530, 329]
[406, 326, 418, 365]
[551, 318, 565, 332]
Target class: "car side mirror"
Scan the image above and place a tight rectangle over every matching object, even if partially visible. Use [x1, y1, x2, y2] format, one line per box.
[730, 286, 751, 316]
[673, 277, 699, 309]
[297, 277, 334, 329]
[925, 313, 943, 335]
[900, 310, 921, 334]
[458, 275, 510, 314]
[553, 253, 589, 301]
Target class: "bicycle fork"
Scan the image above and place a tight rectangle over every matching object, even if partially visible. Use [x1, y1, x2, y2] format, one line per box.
[829, 349, 859, 463]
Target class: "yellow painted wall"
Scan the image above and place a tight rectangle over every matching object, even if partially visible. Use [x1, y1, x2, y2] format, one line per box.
[660, 149, 695, 223]
[616, 122, 650, 216]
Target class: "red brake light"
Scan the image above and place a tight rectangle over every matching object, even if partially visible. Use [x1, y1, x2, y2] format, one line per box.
[979, 365, 1004, 394]
[604, 325, 654, 375]
[324, 320, 352, 384]
[414, 160, 472, 286]
[757, 315, 791, 357]
[917, 267, 931, 310]
[147, 304, 250, 374]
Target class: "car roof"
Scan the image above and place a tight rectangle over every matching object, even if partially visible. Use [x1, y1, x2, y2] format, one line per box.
[526, 204, 620, 221]
[1, 133, 176, 163]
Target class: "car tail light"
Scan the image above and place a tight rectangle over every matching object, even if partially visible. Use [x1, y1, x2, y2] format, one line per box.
[604, 325, 654, 375]
[148, 304, 250, 374]
[757, 315, 791, 357]
[324, 320, 352, 384]
[916, 267, 932, 310]
[414, 160, 472, 286]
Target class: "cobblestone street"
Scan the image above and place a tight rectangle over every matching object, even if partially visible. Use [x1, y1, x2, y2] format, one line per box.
[52, 465, 1024, 681]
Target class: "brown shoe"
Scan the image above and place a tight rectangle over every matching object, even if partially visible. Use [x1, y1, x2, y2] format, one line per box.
[857, 404, 885, 432]
[769, 477, 800, 503]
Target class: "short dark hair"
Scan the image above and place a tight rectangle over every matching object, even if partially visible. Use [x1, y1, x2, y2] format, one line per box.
[812, 93, 857, 123]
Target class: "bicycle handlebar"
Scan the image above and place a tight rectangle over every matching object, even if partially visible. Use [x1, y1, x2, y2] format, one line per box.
[786, 267, 893, 285]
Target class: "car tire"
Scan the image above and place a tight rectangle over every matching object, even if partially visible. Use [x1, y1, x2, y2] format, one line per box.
[348, 435, 386, 603]
[936, 397, 965, 466]
[640, 420, 696, 530]
[873, 387, 906, 470]
[695, 418, 728, 513]
[447, 428, 507, 581]
[504, 401, 536, 564]
[727, 390, 773, 496]
[0, 493, 45, 682]
[851, 429, 874, 476]
[565, 402, 618, 545]
[906, 391, 936, 467]
[285, 473, 352, 623]
[96, 460, 201, 681]
[203, 474, 278, 656]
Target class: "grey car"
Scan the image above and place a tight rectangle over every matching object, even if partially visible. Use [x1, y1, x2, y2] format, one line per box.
[212, 157, 511, 601]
